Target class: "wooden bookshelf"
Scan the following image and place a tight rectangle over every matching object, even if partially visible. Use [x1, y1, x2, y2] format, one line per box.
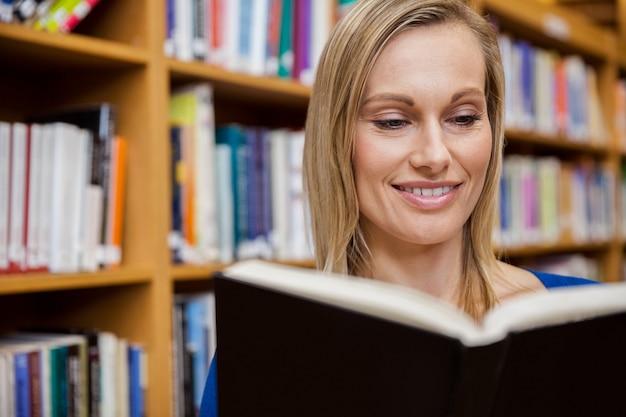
[0, 0, 624, 415]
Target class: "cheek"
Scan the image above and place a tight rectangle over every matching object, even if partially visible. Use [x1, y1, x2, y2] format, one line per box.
[353, 131, 403, 184]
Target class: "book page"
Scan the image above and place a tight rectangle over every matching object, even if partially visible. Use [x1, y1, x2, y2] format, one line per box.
[483, 282, 626, 336]
[222, 260, 494, 345]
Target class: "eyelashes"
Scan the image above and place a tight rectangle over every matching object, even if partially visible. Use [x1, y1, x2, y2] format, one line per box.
[371, 113, 483, 131]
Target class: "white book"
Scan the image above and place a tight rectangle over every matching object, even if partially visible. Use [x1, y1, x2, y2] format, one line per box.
[116, 338, 129, 417]
[8, 122, 28, 272]
[0, 352, 10, 417]
[37, 124, 55, 270]
[99, 331, 118, 417]
[25, 123, 43, 270]
[174, 0, 193, 61]
[269, 129, 290, 261]
[287, 130, 310, 260]
[248, 0, 270, 76]
[81, 185, 104, 271]
[0, 121, 11, 272]
[48, 122, 83, 273]
[223, 0, 241, 72]
[75, 129, 93, 271]
[304, 0, 332, 86]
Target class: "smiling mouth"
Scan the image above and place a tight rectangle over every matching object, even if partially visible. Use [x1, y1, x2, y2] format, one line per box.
[393, 185, 456, 196]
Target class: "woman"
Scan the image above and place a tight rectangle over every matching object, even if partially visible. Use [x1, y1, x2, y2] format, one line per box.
[200, 0, 595, 414]
[303, 0, 594, 321]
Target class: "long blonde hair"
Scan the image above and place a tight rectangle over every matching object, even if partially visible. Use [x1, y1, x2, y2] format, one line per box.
[303, 0, 506, 319]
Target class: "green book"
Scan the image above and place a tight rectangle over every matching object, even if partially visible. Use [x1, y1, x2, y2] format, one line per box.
[277, 0, 294, 79]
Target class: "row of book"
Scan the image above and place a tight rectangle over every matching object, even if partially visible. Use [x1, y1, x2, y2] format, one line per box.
[168, 82, 312, 265]
[164, 0, 333, 85]
[496, 154, 615, 249]
[498, 32, 606, 143]
[0, 0, 100, 32]
[171, 292, 216, 417]
[0, 329, 146, 417]
[0, 104, 127, 274]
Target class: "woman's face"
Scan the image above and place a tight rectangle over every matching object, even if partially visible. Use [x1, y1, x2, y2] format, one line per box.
[354, 22, 492, 249]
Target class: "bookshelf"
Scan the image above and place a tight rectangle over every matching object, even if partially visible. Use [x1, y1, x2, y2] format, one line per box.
[0, 0, 624, 415]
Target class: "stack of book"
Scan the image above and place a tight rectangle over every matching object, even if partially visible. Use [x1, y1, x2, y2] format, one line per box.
[0, 0, 101, 33]
[0, 103, 128, 274]
[0, 329, 146, 417]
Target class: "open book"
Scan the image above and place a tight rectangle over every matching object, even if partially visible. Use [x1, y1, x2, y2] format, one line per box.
[214, 260, 626, 417]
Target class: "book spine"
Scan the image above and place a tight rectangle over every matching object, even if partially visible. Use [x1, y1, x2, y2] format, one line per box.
[0, 121, 11, 273]
[169, 126, 184, 264]
[0, 353, 10, 416]
[215, 144, 234, 263]
[265, 0, 283, 76]
[0, 0, 13, 22]
[14, 351, 31, 417]
[25, 124, 44, 272]
[191, 0, 207, 60]
[277, 0, 294, 78]
[8, 122, 29, 273]
[185, 297, 210, 415]
[127, 345, 145, 417]
[105, 136, 127, 268]
[174, 0, 193, 61]
[28, 350, 42, 417]
[248, 0, 270, 76]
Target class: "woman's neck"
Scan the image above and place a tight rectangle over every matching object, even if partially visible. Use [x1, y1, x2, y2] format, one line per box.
[362, 238, 465, 306]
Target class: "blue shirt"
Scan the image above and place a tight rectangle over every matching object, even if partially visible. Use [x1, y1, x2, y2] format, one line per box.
[198, 270, 598, 417]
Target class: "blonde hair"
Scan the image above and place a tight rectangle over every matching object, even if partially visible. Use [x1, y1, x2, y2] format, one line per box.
[303, 0, 506, 319]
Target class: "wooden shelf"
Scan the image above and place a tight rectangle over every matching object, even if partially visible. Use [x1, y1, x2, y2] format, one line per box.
[0, 23, 149, 70]
[483, 0, 617, 60]
[0, 267, 154, 295]
[168, 59, 311, 107]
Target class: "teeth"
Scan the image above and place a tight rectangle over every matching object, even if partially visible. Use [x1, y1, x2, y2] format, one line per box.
[398, 186, 453, 196]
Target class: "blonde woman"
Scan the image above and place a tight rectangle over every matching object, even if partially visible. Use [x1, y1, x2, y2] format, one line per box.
[200, 0, 595, 415]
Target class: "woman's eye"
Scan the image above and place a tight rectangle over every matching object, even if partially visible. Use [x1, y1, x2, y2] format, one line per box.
[453, 114, 480, 126]
[374, 119, 407, 129]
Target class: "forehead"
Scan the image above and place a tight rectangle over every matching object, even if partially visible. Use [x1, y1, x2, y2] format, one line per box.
[363, 22, 486, 98]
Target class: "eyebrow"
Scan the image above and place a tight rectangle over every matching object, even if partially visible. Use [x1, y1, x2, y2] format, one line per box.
[450, 88, 484, 104]
[361, 93, 414, 107]
[361, 88, 485, 107]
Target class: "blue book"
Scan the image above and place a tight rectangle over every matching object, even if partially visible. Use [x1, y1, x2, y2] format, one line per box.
[128, 345, 144, 417]
[13, 351, 31, 417]
[185, 296, 210, 415]
[216, 124, 249, 259]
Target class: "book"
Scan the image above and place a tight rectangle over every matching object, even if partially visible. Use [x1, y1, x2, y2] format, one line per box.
[214, 260, 626, 417]
[0, 121, 11, 273]
[103, 135, 128, 268]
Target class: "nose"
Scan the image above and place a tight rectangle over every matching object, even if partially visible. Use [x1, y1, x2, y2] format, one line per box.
[408, 120, 451, 173]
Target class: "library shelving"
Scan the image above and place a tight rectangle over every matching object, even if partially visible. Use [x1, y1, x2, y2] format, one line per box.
[0, 0, 624, 415]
